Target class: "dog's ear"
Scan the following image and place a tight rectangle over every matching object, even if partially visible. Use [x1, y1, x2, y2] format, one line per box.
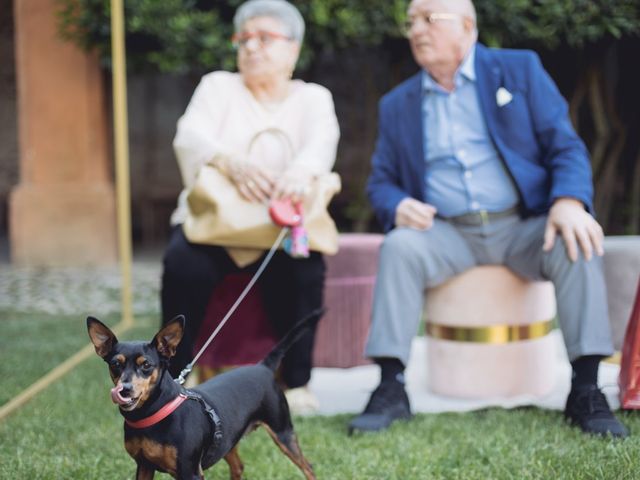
[153, 315, 185, 359]
[87, 316, 118, 358]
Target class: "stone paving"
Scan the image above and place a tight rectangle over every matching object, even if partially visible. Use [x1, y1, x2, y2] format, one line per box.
[0, 255, 163, 316]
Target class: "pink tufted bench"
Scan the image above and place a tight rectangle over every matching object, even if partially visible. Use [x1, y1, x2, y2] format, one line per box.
[193, 233, 384, 371]
[313, 233, 384, 367]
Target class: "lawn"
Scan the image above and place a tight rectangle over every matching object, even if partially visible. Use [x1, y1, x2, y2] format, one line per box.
[2, 312, 640, 479]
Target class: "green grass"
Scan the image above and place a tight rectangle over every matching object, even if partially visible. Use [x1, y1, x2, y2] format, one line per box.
[0, 310, 123, 404]
[2, 313, 640, 479]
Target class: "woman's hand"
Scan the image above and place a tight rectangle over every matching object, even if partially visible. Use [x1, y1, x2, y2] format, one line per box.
[226, 158, 275, 203]
[272, 168, 313, 204]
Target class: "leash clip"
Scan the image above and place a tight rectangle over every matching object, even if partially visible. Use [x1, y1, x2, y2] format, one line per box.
[175, 363, 193, 385]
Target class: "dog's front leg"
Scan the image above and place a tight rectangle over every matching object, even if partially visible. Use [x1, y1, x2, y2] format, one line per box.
[224, 446, 245, 480]
[175, 462, 204, 480]
[135, 462, 155, 480]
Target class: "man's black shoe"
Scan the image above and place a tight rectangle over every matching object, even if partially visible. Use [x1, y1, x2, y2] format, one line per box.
[348, 380, 412, 434]
[564, 385, 629, 438]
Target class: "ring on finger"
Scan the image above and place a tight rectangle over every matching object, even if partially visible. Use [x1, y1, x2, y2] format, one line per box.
[247, 180, 255, 189]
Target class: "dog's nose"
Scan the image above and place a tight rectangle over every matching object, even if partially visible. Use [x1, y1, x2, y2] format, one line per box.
[120, 383, 134, 397]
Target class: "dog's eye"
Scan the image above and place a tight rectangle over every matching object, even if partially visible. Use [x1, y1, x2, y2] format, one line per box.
[141, 360, 152, 370]
[109, 359, 122, 372]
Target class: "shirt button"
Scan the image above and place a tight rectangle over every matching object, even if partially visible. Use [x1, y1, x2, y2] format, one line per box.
[470, 201, 480, 210]
[464, 170, 472, 179]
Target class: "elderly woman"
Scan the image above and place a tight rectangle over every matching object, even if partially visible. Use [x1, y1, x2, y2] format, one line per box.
[161, 0, 339, 413]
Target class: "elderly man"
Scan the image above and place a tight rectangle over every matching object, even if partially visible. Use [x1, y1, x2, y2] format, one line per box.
[349, 0, 627, 437]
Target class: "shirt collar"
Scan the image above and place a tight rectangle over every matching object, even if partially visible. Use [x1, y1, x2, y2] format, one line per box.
[459, 43, 476, 82]
[422, 43, 477, 93]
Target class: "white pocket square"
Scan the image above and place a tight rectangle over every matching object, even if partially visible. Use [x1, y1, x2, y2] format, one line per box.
[496, 87, 513, 107]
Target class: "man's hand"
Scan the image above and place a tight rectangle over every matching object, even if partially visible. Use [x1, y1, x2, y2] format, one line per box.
[543, 198, 604, 262]
[395, 198, 438, 230]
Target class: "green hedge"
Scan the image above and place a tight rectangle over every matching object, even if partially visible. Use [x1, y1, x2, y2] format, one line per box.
[57, 0, 640, 74]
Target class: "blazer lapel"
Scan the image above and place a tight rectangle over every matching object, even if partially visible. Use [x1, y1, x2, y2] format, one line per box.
[403, 73, 425, 198]
[475, 44, 503, 146]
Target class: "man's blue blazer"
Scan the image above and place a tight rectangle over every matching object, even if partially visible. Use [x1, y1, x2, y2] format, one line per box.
[367, 43, 594, 233]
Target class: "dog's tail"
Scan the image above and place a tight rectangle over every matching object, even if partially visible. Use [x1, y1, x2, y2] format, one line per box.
[261, 308, 325, 372]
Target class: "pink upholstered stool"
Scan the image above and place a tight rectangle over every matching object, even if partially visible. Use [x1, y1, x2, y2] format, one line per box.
[424, 265, 557, 398]
[313, 233, 384, 368]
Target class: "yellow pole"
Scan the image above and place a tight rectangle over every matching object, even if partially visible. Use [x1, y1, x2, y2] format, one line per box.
[0, 323, 131, 421]
[0, 0, 134, 422]
[111, 0, 134, 328]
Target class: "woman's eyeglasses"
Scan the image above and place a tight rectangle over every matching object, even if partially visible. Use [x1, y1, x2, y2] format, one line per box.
[232, 30, 292, 49]
[403, 12, 463, 35]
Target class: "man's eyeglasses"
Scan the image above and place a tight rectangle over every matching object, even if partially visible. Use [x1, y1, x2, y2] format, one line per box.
[403, 12, 463, 35]
[231, 30, 292, 49]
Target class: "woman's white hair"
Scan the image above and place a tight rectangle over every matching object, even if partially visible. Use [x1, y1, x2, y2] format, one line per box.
[234, 0, 305, 43]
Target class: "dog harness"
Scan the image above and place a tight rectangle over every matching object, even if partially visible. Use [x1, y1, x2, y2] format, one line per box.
[183, 389, 224, 445]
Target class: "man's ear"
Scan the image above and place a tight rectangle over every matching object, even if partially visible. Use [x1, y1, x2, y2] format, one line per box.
[87, 317, 118, 358]
[463, 16, 476, 34]
[153, 315, 185, 359]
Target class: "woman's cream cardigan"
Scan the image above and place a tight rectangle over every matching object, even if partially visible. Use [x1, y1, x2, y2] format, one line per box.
[171, 71, 340, 227]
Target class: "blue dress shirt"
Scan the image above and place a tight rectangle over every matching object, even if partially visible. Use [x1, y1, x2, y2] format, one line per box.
[422, 45, 520, 217]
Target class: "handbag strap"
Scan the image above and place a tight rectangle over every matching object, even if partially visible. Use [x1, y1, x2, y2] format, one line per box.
[246, 127, 295, 164]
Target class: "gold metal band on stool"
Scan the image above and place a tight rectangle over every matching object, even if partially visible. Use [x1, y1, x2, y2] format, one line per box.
[425, 319, 554, 344]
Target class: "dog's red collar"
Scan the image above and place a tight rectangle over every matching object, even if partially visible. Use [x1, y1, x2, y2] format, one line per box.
[125, 393, 188, 429]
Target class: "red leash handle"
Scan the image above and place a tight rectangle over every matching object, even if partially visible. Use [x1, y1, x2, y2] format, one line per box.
[269, 199, 302, 227]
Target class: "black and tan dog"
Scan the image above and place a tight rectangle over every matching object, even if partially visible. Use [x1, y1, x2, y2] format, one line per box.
[87, 311, 320, 479]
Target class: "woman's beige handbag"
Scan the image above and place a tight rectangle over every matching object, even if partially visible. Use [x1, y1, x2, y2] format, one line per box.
[182, 128, 341, 260]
